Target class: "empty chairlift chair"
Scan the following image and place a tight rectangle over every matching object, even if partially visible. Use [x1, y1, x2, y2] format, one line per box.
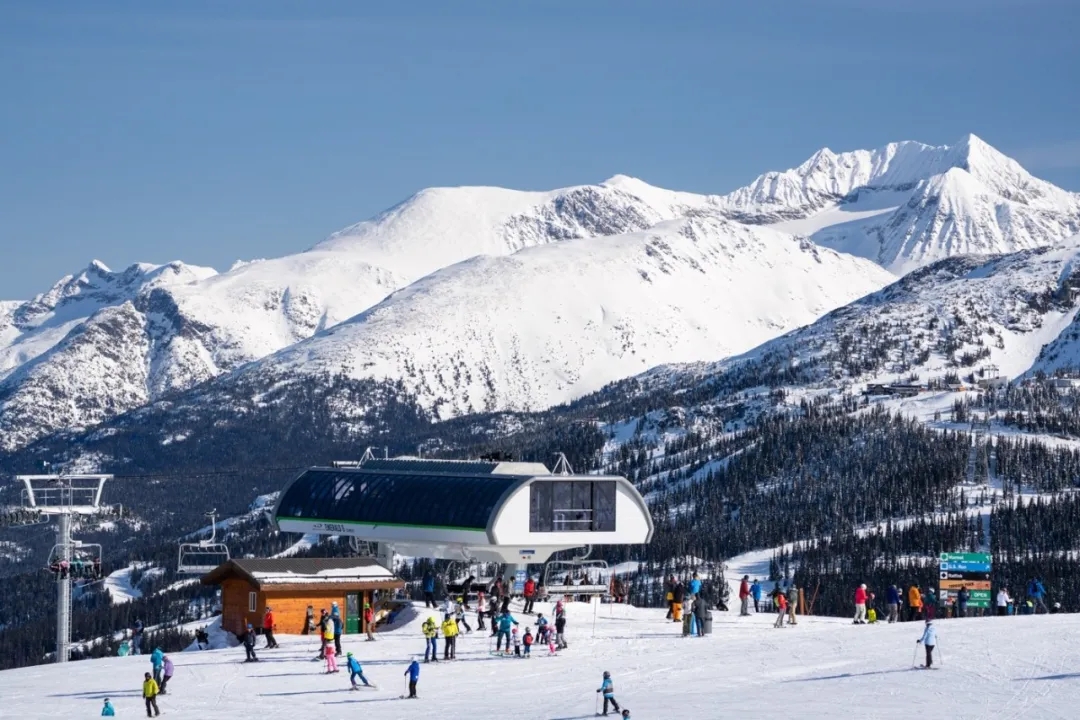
[178, 510, 231, 575]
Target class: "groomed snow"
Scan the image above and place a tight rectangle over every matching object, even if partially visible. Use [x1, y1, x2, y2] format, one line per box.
[3, 599, 1080, 718]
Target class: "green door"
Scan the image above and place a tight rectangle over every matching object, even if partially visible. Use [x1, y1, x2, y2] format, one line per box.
[345, 592, 360, 634]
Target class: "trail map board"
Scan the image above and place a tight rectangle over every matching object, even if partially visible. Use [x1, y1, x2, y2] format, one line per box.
[939, 552, 991, 608]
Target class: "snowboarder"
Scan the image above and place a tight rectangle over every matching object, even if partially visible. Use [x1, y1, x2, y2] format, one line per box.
[159, 654, 174, 694]
[142, 672, 161, 718]
[996, 587, 1012, 616]
[739, 575, 751, 616]
[404, 659, 420, 698]
[907, 585, 923, 622]
[422, 571, 436, 608]
[262, 606, 279, 648]
[422, 616, 439, 662]
[854, 584, 868, 624]
[441, 613, 458, 660]
[101, 698, 116, 717]
[244, 623, 259, 662]
[364, 602, 376, 641]
[523, 576, 537, 614]
[523, 628, 533, 657]
[346, 652, 371, 689]
[750, 578, 762, 613]
[774, 591, 788, 628]
[150, 647, 164, 684]
[886, 584, 900, 623]
[597, 671, 621, 715]
[917, 619, 938, 668]
[495, 611, 519, 652]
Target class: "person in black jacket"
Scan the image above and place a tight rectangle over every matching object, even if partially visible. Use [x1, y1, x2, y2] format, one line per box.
[243, 624, 259, 662]
[555, 613, 568, 649]
[461, 576, 475, 609]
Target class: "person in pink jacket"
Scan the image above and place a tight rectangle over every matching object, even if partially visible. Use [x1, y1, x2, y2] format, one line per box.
[854, 584, 868, 625]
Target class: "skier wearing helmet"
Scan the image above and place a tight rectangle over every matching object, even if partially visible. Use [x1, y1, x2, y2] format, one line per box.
[596, 671, 620, 715]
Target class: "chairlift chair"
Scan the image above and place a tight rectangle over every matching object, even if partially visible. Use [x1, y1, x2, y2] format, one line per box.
[177, 510, 231, 575]
[540, 546, 611, 599]
[48, 540, 104, 583]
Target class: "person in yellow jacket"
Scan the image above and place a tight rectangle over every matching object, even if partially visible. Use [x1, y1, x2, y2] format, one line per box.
[422, 616, 439, 663]
[142, 671, 161, 717]
[907, 585, 923, 622]
[441, 613, 459, 660]
[322, 621, 339, 673]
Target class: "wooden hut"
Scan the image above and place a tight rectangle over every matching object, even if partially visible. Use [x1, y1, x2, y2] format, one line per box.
[201, 557, 404, 637]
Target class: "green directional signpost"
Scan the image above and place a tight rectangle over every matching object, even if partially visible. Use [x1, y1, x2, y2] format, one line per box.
[939, 552, 992, 609]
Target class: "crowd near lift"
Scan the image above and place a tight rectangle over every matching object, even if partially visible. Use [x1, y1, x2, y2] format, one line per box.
[540, 545, 612, 600]
[177, 510, 231, 575]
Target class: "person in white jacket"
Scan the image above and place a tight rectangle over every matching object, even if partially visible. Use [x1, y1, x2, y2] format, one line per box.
[996, 588, 1012, 616]
[917, 619, 938, 668]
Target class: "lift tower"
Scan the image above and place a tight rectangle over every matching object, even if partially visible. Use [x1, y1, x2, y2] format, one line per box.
[15, 473, 112, 663]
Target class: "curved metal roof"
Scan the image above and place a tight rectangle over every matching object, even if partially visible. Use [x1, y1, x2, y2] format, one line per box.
[275, 468, 527, 532]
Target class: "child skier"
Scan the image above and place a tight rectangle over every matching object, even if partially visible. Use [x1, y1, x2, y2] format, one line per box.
[522, 628, 533, 657]
[101, 698, 115, 716]
[455, 601, 472, 633]
[536, 613, 549, 644]
[596, 671, 621, 715]
[159, 654, 174, 694]
[917, 619, 938, 668]
[512, 625, 522, 656]
[325, 646, 339, 674]
[495, 611, 519, 652]
[404, 659, 420, 698]
[346, 652, 372, 689]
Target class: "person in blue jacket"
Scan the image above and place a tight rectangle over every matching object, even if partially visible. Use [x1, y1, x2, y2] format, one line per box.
[331, 606, 344, 656]
[495, 611, 519, 653]
[688, 573, 703, 603]
[149, 647, 164, 684]
[101, 698, 116, 716]
[346, 652, 371, 689]
[916, 619, 938, 668]
[423, 571, 437, 608]
[404, 659, 420, 698]
[886, 584, 901, 623]
[1028, 578, 1048, 614]
[750, 579, 762, 613]
[597, 671, 621, 715]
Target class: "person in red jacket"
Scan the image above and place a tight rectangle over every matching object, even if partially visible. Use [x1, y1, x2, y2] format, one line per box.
[523, 577, 537, 614]
[262, 606, 279, 649]
[774, 591, 788, 628]
[363, 602, 376, 641]
[739, 576, 751, 616]
[854, 584, 868, 625]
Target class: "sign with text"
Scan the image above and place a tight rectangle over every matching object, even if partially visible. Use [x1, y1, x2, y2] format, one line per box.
[939, 552, 992, 608]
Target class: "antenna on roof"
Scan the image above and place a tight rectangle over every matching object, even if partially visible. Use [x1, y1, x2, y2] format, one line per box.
[552, 453, 574, 476]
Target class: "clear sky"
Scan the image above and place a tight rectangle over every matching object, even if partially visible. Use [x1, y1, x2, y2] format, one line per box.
[1, 0, 1078, 300]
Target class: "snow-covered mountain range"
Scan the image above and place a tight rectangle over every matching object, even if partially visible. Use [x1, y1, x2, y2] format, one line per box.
[1, 133, 1078, 453]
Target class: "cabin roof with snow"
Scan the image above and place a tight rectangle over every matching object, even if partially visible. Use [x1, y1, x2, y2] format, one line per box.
[272, 458, 654, 564]
[200, 557, 403, 591]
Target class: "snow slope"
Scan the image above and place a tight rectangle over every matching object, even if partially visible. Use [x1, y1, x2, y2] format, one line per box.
[2, 599, 1079, 719]
[197, 216, 893, 419]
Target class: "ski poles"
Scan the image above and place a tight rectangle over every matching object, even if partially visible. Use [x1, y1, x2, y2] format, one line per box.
[595, 693, 601, 715]
[912, 642, 919, 668]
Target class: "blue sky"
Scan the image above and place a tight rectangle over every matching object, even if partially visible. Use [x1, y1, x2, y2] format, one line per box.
[1, 0, 1078, 299]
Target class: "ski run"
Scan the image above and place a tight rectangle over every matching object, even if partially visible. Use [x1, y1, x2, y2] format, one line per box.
[3, 592, 1080, 719]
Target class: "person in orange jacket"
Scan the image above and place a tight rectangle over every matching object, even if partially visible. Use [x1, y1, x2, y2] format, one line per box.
[364, 602, 376, 641]
[907, 585, 923, 622]
[774, 592, 788, 628]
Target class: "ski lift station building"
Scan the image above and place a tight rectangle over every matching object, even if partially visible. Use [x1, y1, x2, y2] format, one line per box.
[272, 458, 654, 564]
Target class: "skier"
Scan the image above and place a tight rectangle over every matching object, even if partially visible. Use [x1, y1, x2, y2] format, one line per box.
[132, 619, 144, 655]
[321, 616, 335, 663]
[476, 590, 487, 631]
[1028, 578, 1048, 614]
[555, 610, 568, 650]
[854, 584, 868, 624]
[332, 603, 344, 653]
[244, 623, 259, 662]
[511, 625, 522, 656]
[523, 628, 533, 657]
[159, 654, 174, 694]
[886, 584, 900, 623]
[404, 658, 420, 698]
[422, 571, 436, 608]
[455, 599, 472, 633]
[101, 698, 116, 717]
[495, 610, 519, 653]
[596, 671, 621, 716]
[150, 647, 164, 684]
[786, 583, 798, 626]
[750, 578, 762, 613]
[303, 605, 314, 634]
[325, 644, 339, 674]
[536, 613, 550, 644]
[422, 616, 439, 662]
[907, 585, 923, 622]
[774, 591, 788, 628]
[142, 672, 161, 718]
[739, 575, 751, 616]
[996, 587, 1012, 616]
[523, 576, 537, 614]
[441, 613, 458, 660]
[957, 586, 970, 618]
[364, 602, 376, 641]
[262, 606, 278, 649]
[317, 608, 330, 659]
[346, 652, 371, 689]
[622, 711, 631, 719]
[916, 619, 938, 668]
